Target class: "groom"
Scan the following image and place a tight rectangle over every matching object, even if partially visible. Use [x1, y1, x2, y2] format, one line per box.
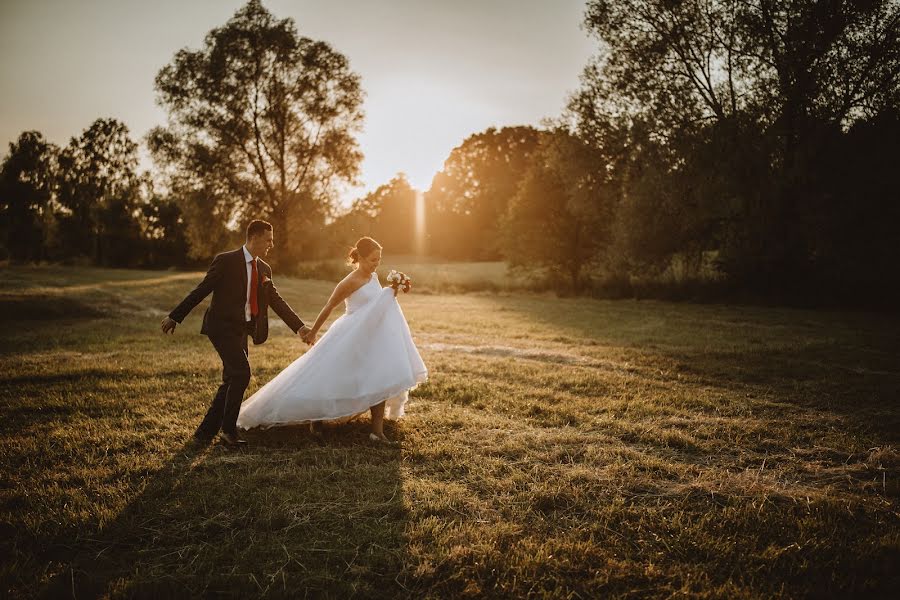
[161, 220, 311, 446]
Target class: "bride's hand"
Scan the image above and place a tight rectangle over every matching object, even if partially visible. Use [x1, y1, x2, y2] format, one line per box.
[298, 325, 316, 345]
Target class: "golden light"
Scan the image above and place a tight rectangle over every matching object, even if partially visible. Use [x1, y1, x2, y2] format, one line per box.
[414, 189, 426, 257]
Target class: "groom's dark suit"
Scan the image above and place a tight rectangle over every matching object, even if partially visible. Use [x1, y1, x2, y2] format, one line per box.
[169, 247, 304, 438]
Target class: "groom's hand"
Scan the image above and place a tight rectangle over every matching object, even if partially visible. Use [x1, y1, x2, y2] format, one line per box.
[161, 317, 177, 334]
[297, 325, 313, 344]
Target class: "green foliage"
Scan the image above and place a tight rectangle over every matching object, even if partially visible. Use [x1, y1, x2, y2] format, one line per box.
[812, 111, 900, 292]
[426, 126, 542, 260]
[1, 121, 192, 270]
[501, 130, 611, 292]
[57, 118, 144, 266]
[371, 175, 418, 255]
[139, 189, 192, 268]
[149, 0, 364, 268]
[328, 174, 418, 257]
[580, 0, 900, 133]
[0, 132, 58, 262]
[569, 0, 900, 299]
[1, 266, 898, 597]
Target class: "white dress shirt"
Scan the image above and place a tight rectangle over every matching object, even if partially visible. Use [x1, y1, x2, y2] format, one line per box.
[242, 245, 256, 321]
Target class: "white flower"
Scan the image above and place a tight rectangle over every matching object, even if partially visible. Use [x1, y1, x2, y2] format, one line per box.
[385, 268, 411, 287]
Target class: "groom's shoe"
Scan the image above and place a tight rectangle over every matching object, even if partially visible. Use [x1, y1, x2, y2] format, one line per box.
[189, 434, 213, 449]
[192, 429, 214, 445]
[218, 431, 247, 447]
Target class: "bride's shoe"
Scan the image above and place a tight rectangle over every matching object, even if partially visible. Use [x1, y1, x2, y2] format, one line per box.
[369, 432, 397, 446]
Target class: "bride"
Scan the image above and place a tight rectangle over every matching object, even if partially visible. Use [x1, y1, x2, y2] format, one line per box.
[237, 237, 427, 443]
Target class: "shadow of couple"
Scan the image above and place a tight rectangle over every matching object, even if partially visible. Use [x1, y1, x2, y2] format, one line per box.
[43, 420, 410, 598]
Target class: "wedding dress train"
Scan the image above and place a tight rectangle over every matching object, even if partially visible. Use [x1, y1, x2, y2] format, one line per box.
[237, 272, 427, 429]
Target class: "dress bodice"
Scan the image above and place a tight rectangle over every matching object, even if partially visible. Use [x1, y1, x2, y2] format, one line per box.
[344, 273, 381, 314]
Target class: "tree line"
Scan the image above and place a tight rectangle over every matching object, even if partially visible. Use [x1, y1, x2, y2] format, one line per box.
[556, 0, 900, 301]
[424, 0, 900, 301]
[0, 120, 189, 268]
[2, 0, 898, 303]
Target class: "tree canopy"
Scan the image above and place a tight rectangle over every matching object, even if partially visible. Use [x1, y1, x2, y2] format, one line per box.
[149, 0, 364, 267]
[425, 126, 542, 260]
[0, 132, 57, 262]
[568, 0, 900, 297]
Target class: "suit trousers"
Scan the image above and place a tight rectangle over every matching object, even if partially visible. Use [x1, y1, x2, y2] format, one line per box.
[196, 323, 253, 437]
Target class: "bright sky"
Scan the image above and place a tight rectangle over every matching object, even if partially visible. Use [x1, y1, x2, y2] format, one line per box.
[0, 0, 595, 205]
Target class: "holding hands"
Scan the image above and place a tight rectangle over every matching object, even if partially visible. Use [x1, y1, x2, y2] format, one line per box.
[298, 325, 316, 345]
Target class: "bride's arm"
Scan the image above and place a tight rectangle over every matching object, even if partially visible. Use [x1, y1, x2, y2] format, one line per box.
[307, 276, 361, 339]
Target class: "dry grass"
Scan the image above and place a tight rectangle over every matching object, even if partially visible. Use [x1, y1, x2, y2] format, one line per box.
[1, 265, 898, 598]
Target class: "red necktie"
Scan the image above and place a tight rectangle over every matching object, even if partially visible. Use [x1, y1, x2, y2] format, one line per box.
[249, 258, 259, 317]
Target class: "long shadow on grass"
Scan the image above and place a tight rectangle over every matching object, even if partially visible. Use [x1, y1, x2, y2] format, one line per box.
[42, 421, 407, 598]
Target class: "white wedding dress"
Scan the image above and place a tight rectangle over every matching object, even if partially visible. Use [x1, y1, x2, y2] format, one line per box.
[237, 272, 427, 429]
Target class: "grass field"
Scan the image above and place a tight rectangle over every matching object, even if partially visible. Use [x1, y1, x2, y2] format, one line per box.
[1, 265, 898, 598]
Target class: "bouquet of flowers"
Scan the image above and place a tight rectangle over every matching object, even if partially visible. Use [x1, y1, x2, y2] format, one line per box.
[386, 269, 412, 293]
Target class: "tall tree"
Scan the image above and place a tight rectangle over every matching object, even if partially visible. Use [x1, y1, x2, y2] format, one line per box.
[138, 178, 192, 268]
[149, 0, 364, 267]
[426, 126, 542, 260]
[370, 174, 417, 255]
[737, 0, 900, 283]
[572, 0, 900, 289]
[577, 1, 900, 135]
[327, 174, 417, 255]
[0, 131, 58, 262]
[57, 118, 143, 266]
[502, 130, 610, 292]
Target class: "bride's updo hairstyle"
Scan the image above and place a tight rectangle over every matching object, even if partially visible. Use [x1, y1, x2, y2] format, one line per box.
[347, 236, 382, 265]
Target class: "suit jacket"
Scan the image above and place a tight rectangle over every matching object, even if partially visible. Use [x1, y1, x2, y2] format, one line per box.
[168, 248, 304, 345]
